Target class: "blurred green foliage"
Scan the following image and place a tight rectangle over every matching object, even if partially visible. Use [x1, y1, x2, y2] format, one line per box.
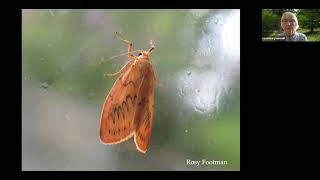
[262, 9, 280, 37]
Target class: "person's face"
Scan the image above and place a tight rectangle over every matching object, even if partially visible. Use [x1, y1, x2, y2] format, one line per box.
[281, 16, 296, 36]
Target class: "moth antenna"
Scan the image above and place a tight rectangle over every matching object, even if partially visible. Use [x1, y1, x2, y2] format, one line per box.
[148, 40, 155, 54]
[109, 50, 142, 60]
[115, 32, 132, 45]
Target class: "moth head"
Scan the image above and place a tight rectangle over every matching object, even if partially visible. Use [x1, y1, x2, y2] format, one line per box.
[137, 39, 155, 61]
[137, 50, 149, 60]
[138, 48, 154, 61]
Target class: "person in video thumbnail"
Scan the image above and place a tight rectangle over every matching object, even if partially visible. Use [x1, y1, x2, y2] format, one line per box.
[278, 12, 308, 41]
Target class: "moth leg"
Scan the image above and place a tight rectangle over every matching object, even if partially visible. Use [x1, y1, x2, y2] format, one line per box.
[104, 61, 133, 77]
[153, 71, 166, 88]
[104, 71, 121, 77]
[148, 63, 164, 88]
[155, 77, 165, 88]
[116, 32, 137, 61]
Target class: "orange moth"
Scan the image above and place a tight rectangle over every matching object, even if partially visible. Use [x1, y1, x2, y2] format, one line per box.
[100, 32, 158, 154]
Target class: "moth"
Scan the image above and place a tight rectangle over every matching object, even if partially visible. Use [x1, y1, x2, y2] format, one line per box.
[100, 32, 158, 154]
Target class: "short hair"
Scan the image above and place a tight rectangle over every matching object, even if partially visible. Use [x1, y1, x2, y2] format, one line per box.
[281, 12, 299, 31]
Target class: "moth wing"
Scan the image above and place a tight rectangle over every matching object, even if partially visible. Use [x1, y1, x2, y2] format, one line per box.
[100, 61, 144, 144]
[133, 62, 155, 153]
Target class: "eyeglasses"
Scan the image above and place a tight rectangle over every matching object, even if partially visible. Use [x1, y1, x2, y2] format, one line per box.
[281, 19, 296, 23]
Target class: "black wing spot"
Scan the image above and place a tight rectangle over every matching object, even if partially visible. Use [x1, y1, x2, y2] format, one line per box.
[138, 97, 149, 107]
[122, 101, 129, 112]
[126, 94, 137, 107]
[109, 112, 115, 123]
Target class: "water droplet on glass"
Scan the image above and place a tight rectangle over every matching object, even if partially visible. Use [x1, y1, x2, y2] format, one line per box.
[213, 18, 218, 24]
[213, 15, 223, 25]
[48, 9, 55, 16]
[185, 129, 188, 133]
[40, 57, 46, 62]
[41, 82, 49, 89]
[47, 43, 52, 48]
[194, 106, 204, 114]
[64, 114, 71, 121]
[187, 71, 191, 76]
[178, 88, 184, 99]
[196, 89, 200, 93]
[99, 57, 105, 64]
